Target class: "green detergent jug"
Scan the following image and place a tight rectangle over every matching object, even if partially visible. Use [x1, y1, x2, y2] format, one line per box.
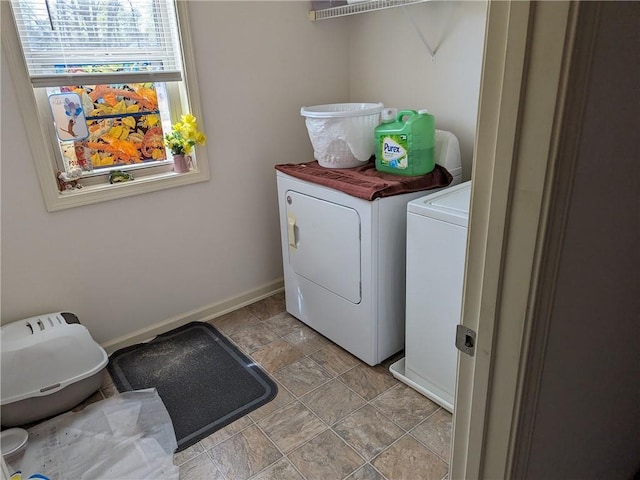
[375, 109, 436, 176]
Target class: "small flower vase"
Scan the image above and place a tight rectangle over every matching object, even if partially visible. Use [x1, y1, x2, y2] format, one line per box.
[173, 154, 192, 173]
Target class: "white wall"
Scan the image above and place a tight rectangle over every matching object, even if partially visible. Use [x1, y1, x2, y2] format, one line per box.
[347, 1, 487, 180]
[1, 1, 486, 347]
[0, 2, 349, 344]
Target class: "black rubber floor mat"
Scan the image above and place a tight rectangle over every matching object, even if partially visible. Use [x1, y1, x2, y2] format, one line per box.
[107, 321, 277, 452]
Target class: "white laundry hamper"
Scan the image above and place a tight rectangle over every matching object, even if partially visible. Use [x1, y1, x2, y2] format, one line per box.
[301, 102, 383, 168]
[1, 313, 108, 427]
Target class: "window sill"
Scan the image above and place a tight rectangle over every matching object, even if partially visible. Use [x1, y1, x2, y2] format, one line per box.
[47, 167, 210, 211]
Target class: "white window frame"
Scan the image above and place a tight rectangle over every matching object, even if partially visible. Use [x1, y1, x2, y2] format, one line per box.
[1, 1, 210, 212]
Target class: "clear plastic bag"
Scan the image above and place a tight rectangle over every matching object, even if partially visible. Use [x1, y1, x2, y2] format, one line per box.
[7, 389, 178, 480]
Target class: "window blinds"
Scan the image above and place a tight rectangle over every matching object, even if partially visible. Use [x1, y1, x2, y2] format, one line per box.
[10, 0, 183, 87]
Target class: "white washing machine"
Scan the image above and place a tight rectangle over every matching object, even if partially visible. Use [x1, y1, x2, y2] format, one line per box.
[277, 131, 462, 366]
[390, 180, 471, 411]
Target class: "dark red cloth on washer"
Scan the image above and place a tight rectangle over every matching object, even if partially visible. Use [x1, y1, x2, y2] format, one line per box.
[275, 159, 452, 201]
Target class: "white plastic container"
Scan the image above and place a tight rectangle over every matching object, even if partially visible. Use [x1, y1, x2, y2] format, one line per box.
[301, 102, 384, 168]
[1, 313, 108, 427]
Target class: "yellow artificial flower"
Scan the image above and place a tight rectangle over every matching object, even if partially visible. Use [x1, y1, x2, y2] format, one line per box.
[182, 114, 196, 126]
[164, 114, 206, 155]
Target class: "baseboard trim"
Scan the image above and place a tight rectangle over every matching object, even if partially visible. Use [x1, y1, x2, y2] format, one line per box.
[101, 279, 284, 355]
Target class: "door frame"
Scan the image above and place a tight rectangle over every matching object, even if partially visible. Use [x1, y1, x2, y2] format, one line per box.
[450, 1, 596, 478]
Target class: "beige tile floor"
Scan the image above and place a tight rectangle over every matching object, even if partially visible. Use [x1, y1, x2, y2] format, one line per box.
[94, 292, 452, 480]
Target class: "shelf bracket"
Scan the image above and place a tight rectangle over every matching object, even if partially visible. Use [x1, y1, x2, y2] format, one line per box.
[401, 5, 437, 62]
[307, 0, 438, 62]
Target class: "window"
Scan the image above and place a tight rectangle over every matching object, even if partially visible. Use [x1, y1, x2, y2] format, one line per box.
[2, 0, 209, 211]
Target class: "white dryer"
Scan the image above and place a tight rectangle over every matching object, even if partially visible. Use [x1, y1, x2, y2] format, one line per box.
[277, 131, 462, 365]
[390, 181, 471, 411]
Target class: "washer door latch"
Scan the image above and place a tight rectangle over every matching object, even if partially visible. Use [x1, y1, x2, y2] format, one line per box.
[456, 325, 476, 357]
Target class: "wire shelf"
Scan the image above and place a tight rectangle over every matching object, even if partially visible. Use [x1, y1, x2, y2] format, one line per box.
[309, 0, 429, 21]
